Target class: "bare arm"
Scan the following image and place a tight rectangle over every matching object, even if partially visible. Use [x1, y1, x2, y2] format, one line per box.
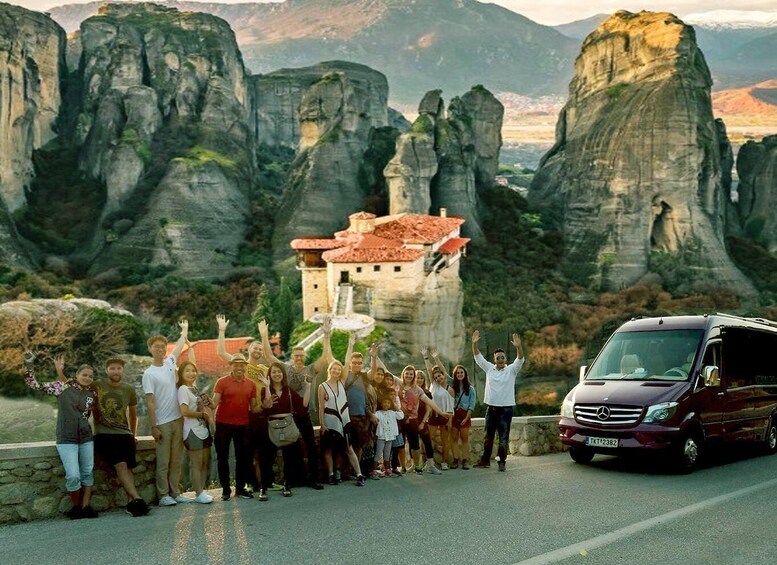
[512, 333, 524, 361]
[145, 393, 161, 441]
[179, 401, 204, 419]
[258, 319, 281, 365]
[419, 393, 447, 416]
[432, 350, 450, 379]
[313, 315, 335, 373]
[368, 342, 378, 382]
[128, 405, 138, 436]
[186, 339, 197, 367]
[421, 347, 435, 376]
[211, 392, 222, 411]
[472, 330, 481, 357]
[170, 319, 189, 361]
[318, 385, 328, 432]
[216, 314, 234, 363]
[344, 332, 355, 367]
[302, 379, 312, 408]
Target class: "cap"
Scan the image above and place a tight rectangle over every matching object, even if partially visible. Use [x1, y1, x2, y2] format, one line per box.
[105, 357, 126, 367]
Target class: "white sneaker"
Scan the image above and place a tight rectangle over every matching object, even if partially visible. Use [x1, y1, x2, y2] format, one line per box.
[426, 462, 442, 475]
[194, 492, 213, 504]
[158, 495, 177, 506]
[441, 463, 449, 470]
[174, 494, 194, 504]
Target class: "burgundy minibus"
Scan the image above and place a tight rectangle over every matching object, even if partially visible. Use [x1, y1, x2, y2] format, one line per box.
[559, 314, 777, 471]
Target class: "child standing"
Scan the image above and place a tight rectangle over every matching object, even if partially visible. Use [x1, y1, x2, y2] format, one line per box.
[373, 397, 404, 478]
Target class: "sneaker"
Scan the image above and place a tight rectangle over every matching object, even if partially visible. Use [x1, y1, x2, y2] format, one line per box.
[461, 461, 470, 470]
[282, 487, 292, 497]
[126, 499, 149, 517]
[159, 495, 177, 506]
[474, 459, 491, 469]
[174, 494, 194, 504]
[258, 490, 269, 502]
[415, 466, 424, 475]
[309, 482, 324, 490]
[383, 468, 393, 477]
[327, 474, 338, 486]
[441, 462, 450, 471]
[236, 491, 254, 499]
[450, 459, 459, 469]
[194, 492, 213, 504]
[270, 482, 285, 491]
[65, 505, 83, 520]
[369, 470, 381, 480]
[355, 475, 366, 487]
[426, 463, 442, 475]
[498, 460, 506, 472]
[221, 491, 231, 501]
[335, 471, 342, 482]
[80, 505, 98, 519]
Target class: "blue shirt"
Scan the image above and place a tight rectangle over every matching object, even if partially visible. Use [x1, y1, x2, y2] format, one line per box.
[454, 386, 477, 412]
[344, 372, 367, 416]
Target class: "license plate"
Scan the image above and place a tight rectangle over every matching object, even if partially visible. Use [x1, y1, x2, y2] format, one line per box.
[585, 437, 619, 448]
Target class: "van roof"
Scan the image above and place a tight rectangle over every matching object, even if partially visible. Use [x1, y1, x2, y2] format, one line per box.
[616, 314, 777, 334]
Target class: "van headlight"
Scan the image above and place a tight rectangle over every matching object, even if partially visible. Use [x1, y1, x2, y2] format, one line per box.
[561, 398, 574, 418]
[643, 402, 678, 423]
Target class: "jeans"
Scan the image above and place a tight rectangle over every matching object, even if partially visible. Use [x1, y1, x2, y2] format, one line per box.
[482, 405, 514, 462]
[155, 418, 184, 498]
[215, 423, 251, 494]
[56, 442, 94, 492]
[374, 439, 393, 463]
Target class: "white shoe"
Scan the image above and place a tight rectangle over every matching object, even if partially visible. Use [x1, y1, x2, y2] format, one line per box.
[158, 495, 177, 506]
[426, 462, 442, 475]
[194, 492, 213, 504]
[441, 463, 449, 470]
[174, 494, 194, 504]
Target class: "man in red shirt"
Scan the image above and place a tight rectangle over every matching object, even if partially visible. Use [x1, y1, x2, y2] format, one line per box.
[213, 354, 257, 500]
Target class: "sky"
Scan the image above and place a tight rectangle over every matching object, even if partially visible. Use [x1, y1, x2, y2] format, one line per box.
[6, 0, 777, 25]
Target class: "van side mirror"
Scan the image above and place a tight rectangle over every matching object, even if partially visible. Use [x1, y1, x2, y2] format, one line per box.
[579, 365, 588, 383]
[703, 365, 720, 387]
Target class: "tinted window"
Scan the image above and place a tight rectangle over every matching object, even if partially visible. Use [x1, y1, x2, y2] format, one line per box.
[723, 328, 777, 388]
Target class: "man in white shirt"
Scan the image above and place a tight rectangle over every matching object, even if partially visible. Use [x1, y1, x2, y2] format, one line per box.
[143, 320, 190, 506]
[472, 330, 524, 471]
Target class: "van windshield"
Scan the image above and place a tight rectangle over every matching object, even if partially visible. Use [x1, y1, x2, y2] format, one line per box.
[586, 329, 704, 381]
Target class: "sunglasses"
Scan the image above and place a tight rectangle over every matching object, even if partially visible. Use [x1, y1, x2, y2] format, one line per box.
[495, 355, 506, 360]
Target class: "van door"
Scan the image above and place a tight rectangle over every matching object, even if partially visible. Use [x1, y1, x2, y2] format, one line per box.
[720, 329, 756, 442]
[696, 341, 726, 440]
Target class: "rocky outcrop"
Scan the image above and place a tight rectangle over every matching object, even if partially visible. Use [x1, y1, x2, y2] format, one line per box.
[0, 5, 65, 266]
[273, 66, 389, 254]
[251, 61, 389, 149]
[735, 135, 777, 251]
[75, 4, 254, 276]
[529, 11, 754, 293]
[385, 121, 437, 215]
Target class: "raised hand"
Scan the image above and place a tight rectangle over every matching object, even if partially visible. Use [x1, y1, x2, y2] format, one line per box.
[179, 319, 189, 337]
[216, 314, 230, 333]
[472, 330, 480, 343]
[54, 355, 65, 373]
[431, 348, 440, 359]
[420, 346, 430, 358]
[321, 314, 332, 335]
[369, 342, 378, 358]
[512, 333, 522, 348]
[258, 319, 269, 337]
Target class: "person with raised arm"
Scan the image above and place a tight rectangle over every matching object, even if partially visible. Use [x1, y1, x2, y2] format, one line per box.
[143, 320, 191, 506]
[258, 316, 334, 490]
[341, 335, 379, 477]
[449, 365, 476, 469]
[420, 356, 455, 471]
[25, 352, 97, 519]
[472, 330, 525, 471]
[318, 360, 366, 486]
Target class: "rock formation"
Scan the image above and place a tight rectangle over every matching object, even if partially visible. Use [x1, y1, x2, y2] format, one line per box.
[735, 135, 777, 251]
[75, 4, 254, 277]
[529, 10, 754, 293]
[272, 66, 389, 255]
[0, 5, 65, 266]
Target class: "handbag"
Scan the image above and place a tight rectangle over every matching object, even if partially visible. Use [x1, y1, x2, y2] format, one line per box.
[268, 413, 300, 447]
[451, 389, 468, 427]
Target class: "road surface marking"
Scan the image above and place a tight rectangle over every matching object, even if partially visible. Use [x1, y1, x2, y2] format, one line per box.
[514, 476, 777, 564]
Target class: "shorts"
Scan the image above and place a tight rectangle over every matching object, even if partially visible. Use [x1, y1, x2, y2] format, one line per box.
[184, 430, 213, 450]
[348, 415, 372, 451]
[320, 429, 348, 454]
[404, 418, 420, 451]
[428, 413, 451, 427]
[391, 433, 405, 448]
[94, 433, 136, 468]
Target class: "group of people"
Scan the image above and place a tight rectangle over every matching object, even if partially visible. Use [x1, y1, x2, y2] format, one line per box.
[24, 314, 525, 519]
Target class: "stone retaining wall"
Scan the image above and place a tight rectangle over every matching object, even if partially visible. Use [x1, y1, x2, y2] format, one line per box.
[0, 416, 564, 524]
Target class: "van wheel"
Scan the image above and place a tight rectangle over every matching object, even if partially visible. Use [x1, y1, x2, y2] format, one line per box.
[569, 446, 595, 464]
[676, 433, 702, 473]
[764, 417, 777, 455]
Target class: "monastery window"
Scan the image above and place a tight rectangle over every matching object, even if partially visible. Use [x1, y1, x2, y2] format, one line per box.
[313, 284, 318, 289]
[394, 266, 401, 272]
[356, 267, 362, 273]
[374, 265, 381, 272]
[314, 307, 319, 312]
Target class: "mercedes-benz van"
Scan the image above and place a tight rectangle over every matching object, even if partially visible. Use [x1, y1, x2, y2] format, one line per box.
[559, 314, 777, 471]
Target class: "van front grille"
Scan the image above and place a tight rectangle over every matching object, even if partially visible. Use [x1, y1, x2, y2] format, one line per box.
[574, 404, 643, 425]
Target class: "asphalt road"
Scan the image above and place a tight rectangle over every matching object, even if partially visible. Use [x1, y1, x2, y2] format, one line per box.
[2, 447, 777, 565]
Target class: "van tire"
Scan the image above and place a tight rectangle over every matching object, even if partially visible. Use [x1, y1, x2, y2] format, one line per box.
[675, 433, 702, 473]
[764, 417, 777, 455]
[569, 446, 595, 464]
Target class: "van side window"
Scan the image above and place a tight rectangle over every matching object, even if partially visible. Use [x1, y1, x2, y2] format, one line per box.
[723, 329, 777, 389]
[697, 342, 720, 389]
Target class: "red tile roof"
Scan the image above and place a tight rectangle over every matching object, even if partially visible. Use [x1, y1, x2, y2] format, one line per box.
[322, 246, 424, 263]
[438, 237, 470, 255]
[290, 238, 350, 250]
[167, 338, 250, 376]
[373, 214, 464, 244]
